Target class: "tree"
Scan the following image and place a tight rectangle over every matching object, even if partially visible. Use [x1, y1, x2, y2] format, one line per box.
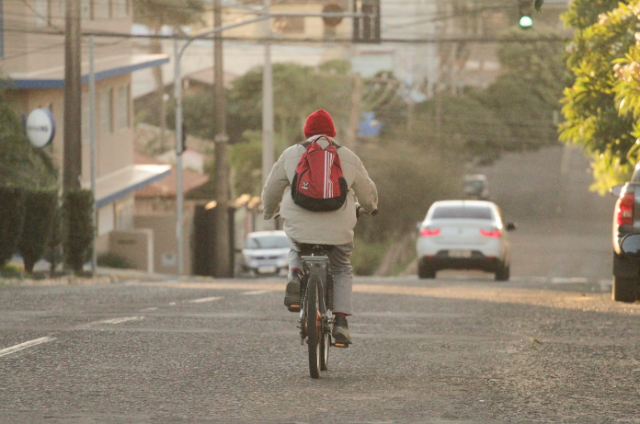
[0, 90, 57, 189]
[132, 0, 205, 152]
[477, 26, 566, 151]
[412, 93, 513, 166]
[560, 0, 636, 194]
[229, 131, 263, 197]
[228, 62, 352, 155]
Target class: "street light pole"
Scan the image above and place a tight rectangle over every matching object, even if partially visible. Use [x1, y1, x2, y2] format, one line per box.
[174, 36, 185, 275]
[262, 0, 275, 231]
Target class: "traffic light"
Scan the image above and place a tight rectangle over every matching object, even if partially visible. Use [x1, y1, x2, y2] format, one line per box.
[518, 0, 534, 29]
[353, 0, 381, 43]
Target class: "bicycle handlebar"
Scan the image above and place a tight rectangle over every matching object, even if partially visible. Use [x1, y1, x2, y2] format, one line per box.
[356, 205, 378, 218]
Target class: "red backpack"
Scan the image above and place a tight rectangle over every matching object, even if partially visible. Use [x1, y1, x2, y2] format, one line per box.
[291, 137, 348, 212]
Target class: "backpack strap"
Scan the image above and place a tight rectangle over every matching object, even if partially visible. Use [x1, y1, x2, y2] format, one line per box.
[300, 137, 341, 149]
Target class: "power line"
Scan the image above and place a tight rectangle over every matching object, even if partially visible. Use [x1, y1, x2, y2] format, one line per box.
[1, 25, 569, 44]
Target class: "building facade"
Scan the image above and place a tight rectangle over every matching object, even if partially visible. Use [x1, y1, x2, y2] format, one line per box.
[0, 0, 170, 264]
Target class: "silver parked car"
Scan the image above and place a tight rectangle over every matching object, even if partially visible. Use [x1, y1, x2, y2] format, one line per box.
[416, 200, 516, 281]
[241, 231, 290, 275]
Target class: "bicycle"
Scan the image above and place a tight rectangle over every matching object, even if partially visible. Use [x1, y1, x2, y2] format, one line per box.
[295, 207, 377, 379]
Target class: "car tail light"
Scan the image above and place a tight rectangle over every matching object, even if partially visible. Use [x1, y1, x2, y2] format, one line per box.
[480, 229, 501, 238]
[617, 192, 635, 226]
[420, 228, 440, 237]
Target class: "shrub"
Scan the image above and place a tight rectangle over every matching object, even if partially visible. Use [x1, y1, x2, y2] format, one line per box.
[0, 186, 25, 266]
[18, 190, 58, 273]
[63, 190, 94, 273]
[44, 206, 63, 276]
[351, 238, 386, 276]
[97, 252, 134, 269]
[0, 264, 23, 279]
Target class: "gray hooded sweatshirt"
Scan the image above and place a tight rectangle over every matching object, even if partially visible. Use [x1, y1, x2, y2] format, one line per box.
[261, 135, 378, 245]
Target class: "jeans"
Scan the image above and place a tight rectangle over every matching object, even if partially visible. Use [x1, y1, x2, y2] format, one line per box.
[288, 240, 355, 316]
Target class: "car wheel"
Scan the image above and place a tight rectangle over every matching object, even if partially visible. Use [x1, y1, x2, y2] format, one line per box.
[418, 260, 436, 279]
[495, 263, 510, 281]
[612, 275, 638, 303]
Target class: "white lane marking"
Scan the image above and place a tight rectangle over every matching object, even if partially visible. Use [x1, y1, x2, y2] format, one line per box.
[0, 337, 56, 358]
[95, 316, 144, 325]
[550, 277, 589, 284]
[140, 307, 158, 312]
[242, 290, 269, 296]
[188, 296, 223, 304]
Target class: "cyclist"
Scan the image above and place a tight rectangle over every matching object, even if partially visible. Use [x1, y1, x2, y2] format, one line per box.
[261, 109, 378, 345]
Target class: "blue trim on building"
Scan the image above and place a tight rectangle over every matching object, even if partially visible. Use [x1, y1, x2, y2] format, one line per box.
[12, 57, 170, 90]
[95, 168, 172, 208]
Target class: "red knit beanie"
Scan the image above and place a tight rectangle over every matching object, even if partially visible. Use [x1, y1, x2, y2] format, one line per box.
[303, 109, 337, 139]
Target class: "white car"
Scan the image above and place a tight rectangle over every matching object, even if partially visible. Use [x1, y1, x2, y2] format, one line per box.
[416, 200, 516, 281]
[241, 231, 290, 275]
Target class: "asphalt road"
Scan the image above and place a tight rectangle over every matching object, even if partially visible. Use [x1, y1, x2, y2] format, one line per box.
[2, 274, 640, 424]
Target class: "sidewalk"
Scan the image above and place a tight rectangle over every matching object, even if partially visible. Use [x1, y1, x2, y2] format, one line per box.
[3, 255, 186, 286]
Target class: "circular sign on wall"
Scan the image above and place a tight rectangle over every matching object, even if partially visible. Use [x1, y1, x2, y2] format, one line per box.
[26, 108, 56, 148]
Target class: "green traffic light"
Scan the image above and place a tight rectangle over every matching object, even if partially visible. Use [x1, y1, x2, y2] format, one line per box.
[519, 15, 533, 28]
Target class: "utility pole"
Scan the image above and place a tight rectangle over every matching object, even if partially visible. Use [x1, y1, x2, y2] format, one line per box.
[261, 0, 275, 231]
[212, 0, 232, 277]
[63, 0, 82, 192]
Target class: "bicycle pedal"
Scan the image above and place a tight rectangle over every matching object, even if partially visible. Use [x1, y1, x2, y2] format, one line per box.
[287, 305, 301, 312]
[332, 342, 350, 348]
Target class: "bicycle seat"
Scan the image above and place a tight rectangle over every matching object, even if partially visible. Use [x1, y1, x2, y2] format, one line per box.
[299, 244, 334, 256]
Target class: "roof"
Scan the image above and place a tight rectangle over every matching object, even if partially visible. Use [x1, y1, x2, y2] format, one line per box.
[134, 152, 209, 197]
[8, 54, 169, 90]
[83, 163, 172, 208]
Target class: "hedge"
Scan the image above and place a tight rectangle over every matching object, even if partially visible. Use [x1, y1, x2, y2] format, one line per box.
[63, 189, 94, 273]
[18, 189, 58, 273]
[0, 186, 25, 266]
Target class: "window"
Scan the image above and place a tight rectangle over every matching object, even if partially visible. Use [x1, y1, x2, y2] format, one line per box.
[273, 16, 304, 35]
[81, 92, 90, 144]
[33, 0, 49, 27]
[81, 0, 92, 19]
[113, 0, 128, 18]
[99, 88, 113, 138]
[93, 0, 111, 19]
[431, 206, 493, 220]
[245, 235, 290, 250]
[115, 85, 130, 130]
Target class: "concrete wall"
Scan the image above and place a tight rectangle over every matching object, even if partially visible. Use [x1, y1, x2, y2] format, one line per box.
[134, 213, 193, 275]
[109, 229, 154, 273]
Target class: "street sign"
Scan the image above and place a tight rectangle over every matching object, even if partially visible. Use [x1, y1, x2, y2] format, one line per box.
[25, 108, 56, 148]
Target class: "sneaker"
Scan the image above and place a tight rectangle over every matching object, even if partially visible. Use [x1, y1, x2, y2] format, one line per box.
[284, 269, 302, 311]
[332, 314, 353, 345]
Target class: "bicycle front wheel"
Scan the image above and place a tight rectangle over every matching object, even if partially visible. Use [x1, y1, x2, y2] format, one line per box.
[306, 274, 321, 379]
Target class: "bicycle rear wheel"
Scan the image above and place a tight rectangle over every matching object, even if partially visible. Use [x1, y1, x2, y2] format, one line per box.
[306, 274, 321, 379]
[320, 326, 329, 371]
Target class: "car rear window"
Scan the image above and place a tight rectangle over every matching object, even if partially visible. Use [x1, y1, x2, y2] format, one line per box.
[246, 235, 290, 249]
[431, 206, 493, 220]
